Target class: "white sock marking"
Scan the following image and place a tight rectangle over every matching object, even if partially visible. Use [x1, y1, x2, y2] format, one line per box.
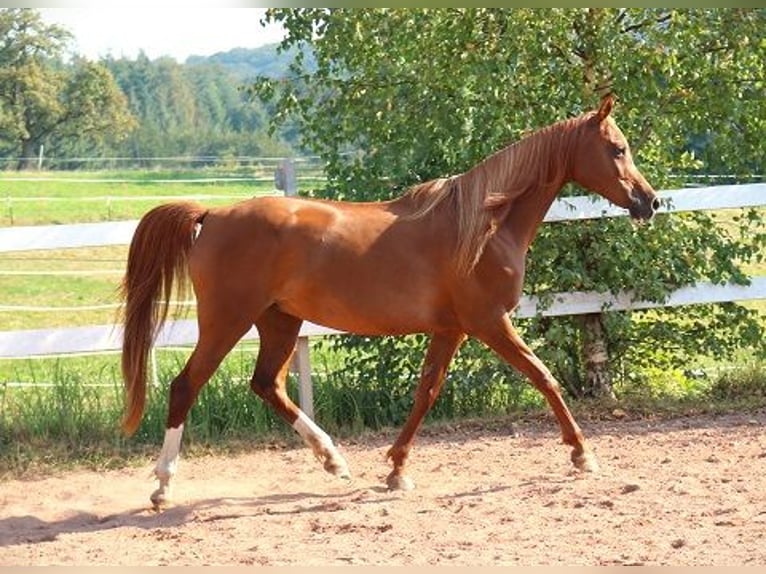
[292, 411, 334, 453]
[292, 412, 350, 478]
[155, 424, 184, 480]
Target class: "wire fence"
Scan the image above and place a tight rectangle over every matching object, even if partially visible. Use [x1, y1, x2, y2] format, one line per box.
[0, 153, 328, 173]
[0, 155, 325, 226]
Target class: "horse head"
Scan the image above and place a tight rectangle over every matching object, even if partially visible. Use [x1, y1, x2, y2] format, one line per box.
[571, 94, 660, 221]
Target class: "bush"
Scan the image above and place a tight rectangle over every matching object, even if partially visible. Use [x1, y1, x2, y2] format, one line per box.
[708, 363, 766, 402]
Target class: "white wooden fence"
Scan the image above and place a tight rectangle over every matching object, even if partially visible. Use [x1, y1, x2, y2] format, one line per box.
[1, 183, 764, 417]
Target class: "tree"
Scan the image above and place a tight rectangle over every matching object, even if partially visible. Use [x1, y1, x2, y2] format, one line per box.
[0, 9, 135, 169]
[102, 53, 290, 163]
[254, 9, 764, 405]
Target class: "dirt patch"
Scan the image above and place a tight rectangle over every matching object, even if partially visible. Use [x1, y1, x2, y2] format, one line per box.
[1, 410, 765, 565]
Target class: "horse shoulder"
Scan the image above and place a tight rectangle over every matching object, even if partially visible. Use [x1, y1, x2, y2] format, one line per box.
[449, 229, 527, 329]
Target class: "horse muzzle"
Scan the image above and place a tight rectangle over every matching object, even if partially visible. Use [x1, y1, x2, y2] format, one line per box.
[628, 190, 660, 222]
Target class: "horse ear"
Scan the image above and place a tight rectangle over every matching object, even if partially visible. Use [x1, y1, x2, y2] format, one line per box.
[596, 93, 615, 122]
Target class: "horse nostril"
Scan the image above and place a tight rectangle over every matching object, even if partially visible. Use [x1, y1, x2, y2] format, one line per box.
[651, 197, 661, 211]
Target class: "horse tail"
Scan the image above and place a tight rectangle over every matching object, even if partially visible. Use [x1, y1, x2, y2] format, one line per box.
[120, 201, 208, 436]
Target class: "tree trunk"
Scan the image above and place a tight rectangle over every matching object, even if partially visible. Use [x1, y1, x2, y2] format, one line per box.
[18, 139, 38, 171]
[573, 11, 616, 401]
[580, 313, 616, 400]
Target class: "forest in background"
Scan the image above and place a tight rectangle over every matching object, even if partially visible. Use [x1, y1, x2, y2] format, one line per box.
[95, 46, 308, 165]
[0, 7, 311, 169]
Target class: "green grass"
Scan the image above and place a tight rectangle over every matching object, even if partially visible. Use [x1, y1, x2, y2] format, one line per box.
[0, 246, 126, 331]
[0, 170, 286, 226]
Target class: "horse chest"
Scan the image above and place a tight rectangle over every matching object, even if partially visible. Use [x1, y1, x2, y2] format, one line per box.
[478, 236, 527, 298]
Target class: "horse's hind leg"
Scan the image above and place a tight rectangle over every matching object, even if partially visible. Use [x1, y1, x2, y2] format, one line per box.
[475, 315, 599, 473]
[151, 311, 252, 509]
[251, 307, 349, 479]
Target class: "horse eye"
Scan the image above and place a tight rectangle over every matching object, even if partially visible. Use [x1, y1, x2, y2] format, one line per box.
[613, 146, 626, 158]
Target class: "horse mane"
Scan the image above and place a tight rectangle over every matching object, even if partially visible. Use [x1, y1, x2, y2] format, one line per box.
[404, 113, 588, 275]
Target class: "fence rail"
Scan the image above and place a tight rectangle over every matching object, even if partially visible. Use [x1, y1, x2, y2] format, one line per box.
[1, 182, 764, 417]
[2, 183, 764, 253]
[3, 277, 764, 359]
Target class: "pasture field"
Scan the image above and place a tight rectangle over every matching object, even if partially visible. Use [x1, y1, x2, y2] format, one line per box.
[0, 170, 289, 333]
[0, 169, 290, 226]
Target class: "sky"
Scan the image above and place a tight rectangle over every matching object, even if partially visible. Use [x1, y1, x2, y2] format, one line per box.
[38, 7, 287, 62]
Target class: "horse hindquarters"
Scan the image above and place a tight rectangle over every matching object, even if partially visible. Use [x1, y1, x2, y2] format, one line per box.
[120, 201, 256, 507]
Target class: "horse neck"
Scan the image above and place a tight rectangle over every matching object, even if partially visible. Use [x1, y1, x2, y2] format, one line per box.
[477, 118, 581, 251]
[401, 115, 583, 274]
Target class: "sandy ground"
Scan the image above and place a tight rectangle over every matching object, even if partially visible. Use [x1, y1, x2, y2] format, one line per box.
[1, 409, 765, 566]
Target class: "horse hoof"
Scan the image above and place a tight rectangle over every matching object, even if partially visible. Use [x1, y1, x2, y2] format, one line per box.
[324, 456, 351, 480]
[572, 450, 600, 473]
[386, 473, 415, 491]
[150, 488, 171, 510]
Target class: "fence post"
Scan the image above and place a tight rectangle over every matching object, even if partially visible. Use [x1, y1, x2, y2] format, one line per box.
[150, 346, 159, 388]
[278, 158, 297, 197]
[294, 336, 314, 419]
[277, 157, 313, 415]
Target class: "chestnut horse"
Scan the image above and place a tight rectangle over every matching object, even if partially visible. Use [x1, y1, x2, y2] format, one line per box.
[121, 95, 658, 507]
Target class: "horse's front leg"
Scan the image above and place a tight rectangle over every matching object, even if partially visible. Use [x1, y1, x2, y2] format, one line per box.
[386, 331, 466, 491]
[474, 315, 599, 473]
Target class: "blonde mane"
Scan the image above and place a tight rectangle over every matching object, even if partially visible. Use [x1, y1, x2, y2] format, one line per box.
[404, 114, 587, 275]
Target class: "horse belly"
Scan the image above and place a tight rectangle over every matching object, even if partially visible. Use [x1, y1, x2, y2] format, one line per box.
[277, 259, 452, 336]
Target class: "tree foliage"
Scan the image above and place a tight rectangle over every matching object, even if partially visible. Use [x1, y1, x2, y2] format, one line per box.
[0, 8, 135, 169]
[254, 8, 765, 402]
[0, 9, 298, 168]
[101, 54, 293, 163]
